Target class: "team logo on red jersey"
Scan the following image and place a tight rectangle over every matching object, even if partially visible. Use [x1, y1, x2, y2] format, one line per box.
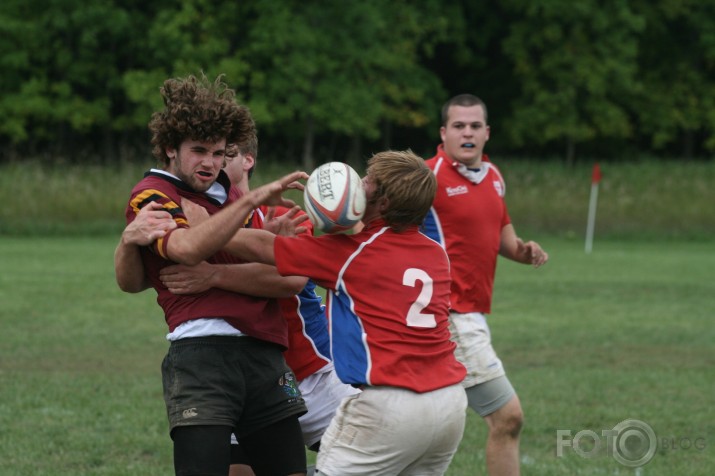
[446, 185, 468, 197]
[493, 180, 504, 197]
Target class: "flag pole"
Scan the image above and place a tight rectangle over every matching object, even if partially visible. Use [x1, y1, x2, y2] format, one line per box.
[585, 163, 601, 254]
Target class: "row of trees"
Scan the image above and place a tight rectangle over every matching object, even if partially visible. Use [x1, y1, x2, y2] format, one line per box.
[2, 0, 714, 167]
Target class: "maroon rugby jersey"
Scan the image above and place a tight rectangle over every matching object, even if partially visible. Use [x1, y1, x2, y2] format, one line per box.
[125, 171, 287, 347]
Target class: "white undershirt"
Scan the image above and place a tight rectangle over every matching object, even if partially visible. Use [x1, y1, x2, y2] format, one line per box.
[167, 318, 243, 341]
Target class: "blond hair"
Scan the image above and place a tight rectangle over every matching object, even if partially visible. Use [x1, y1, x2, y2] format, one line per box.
[366, 150, 436, 231]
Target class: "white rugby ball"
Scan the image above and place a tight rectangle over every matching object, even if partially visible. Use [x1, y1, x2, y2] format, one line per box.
[303, 162, 366, 233]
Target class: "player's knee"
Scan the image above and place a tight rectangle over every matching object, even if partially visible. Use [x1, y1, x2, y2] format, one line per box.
[492, 399, 523, 438]
[503, 406, 524, 437]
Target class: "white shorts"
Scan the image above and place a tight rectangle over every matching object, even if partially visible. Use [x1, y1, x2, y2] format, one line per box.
[298, 363, 361, 448]
[449, 311, 505, 387]
[316, 384, 467, 475]
[230, 363, 359, 448]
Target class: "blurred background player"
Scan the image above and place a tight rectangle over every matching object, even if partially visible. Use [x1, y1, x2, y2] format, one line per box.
[422, 94, 549, 476]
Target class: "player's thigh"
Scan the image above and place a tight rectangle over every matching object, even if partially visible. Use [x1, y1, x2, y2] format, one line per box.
[466, 374, 517, 417]
[449, 312, 506, 386]
[162, 337, 247, 430]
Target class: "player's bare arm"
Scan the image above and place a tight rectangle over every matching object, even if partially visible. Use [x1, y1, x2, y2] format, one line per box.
[164, 197, 307, 295]
[224, 228, 278, 266]
[165, 171, 307, 265]
[114, 242, 150, 293]
[160, 261, 306, 297]
[499, 224, 549, 268]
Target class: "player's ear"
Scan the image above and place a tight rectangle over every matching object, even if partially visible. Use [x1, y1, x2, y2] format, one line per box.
[244, 154, 255, 171]
[378, 196, 390, 215]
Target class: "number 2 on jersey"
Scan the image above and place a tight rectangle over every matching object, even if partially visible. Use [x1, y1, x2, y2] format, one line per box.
[402, 268, 437, 328]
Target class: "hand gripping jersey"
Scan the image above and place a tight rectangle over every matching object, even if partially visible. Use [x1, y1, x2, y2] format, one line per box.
[125, 171, 286, 347]
[253, 206, 332, 381]
[422, 146, 511, 314]
[274, 220, 466, 393]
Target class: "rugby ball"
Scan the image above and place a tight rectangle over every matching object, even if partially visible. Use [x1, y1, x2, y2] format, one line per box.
[303, 162, 366, 233]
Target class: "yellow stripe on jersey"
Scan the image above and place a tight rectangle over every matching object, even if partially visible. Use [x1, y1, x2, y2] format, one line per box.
[155, 235, 168, 260]
[244, 209, 254, 228]
[129, 189, 188, 227]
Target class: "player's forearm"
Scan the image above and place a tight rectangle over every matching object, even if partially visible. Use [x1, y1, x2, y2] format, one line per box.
[213, 263, 307, 298]
[165, 173, 303, 265]
[166, 197, 256, 265]
[114, 238, 151, 293]
[223, 228, 277, 265]
[498, 224, 519, 261]
[499, 226, 548, 267]
[500, 238, 529, 264]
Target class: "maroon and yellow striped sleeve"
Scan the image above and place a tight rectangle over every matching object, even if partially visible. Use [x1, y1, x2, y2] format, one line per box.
[128, 189, 188, 260]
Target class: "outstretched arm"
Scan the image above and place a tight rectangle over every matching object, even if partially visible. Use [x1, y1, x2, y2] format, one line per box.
[223, 228, 279, 265]
[499, 224, 549, 268]
[179, 199, 295, 267]
[160, 202, 308, 297]
[163, 171, 307, 265]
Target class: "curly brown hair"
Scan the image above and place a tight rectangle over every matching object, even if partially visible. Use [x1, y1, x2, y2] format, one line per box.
[148, 74, 256, 167]
[366, 150, 436, 232]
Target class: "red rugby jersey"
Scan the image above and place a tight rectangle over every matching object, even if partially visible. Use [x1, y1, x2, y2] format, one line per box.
[274, 220, 466, 393]
[422, 147, 511, 314]
[253, 206, 331, 381]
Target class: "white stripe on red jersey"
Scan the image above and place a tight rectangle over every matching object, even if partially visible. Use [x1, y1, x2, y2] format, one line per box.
[274, 220, 466, 393]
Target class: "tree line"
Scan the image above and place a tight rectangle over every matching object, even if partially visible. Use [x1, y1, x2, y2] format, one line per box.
[2, 0, 714, 167]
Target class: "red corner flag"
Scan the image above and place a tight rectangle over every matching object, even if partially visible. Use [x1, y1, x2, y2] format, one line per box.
[585, 163, 601, 253]
[591, 163, 602, 184]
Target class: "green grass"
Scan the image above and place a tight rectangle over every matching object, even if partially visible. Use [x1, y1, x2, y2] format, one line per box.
[476, 237, 715, 475]
[0, 236, 170, 475]
[1, 236, 713, 475]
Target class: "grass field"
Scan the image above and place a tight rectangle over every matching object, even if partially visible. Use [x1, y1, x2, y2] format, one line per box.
[1, 235, 713, 475]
